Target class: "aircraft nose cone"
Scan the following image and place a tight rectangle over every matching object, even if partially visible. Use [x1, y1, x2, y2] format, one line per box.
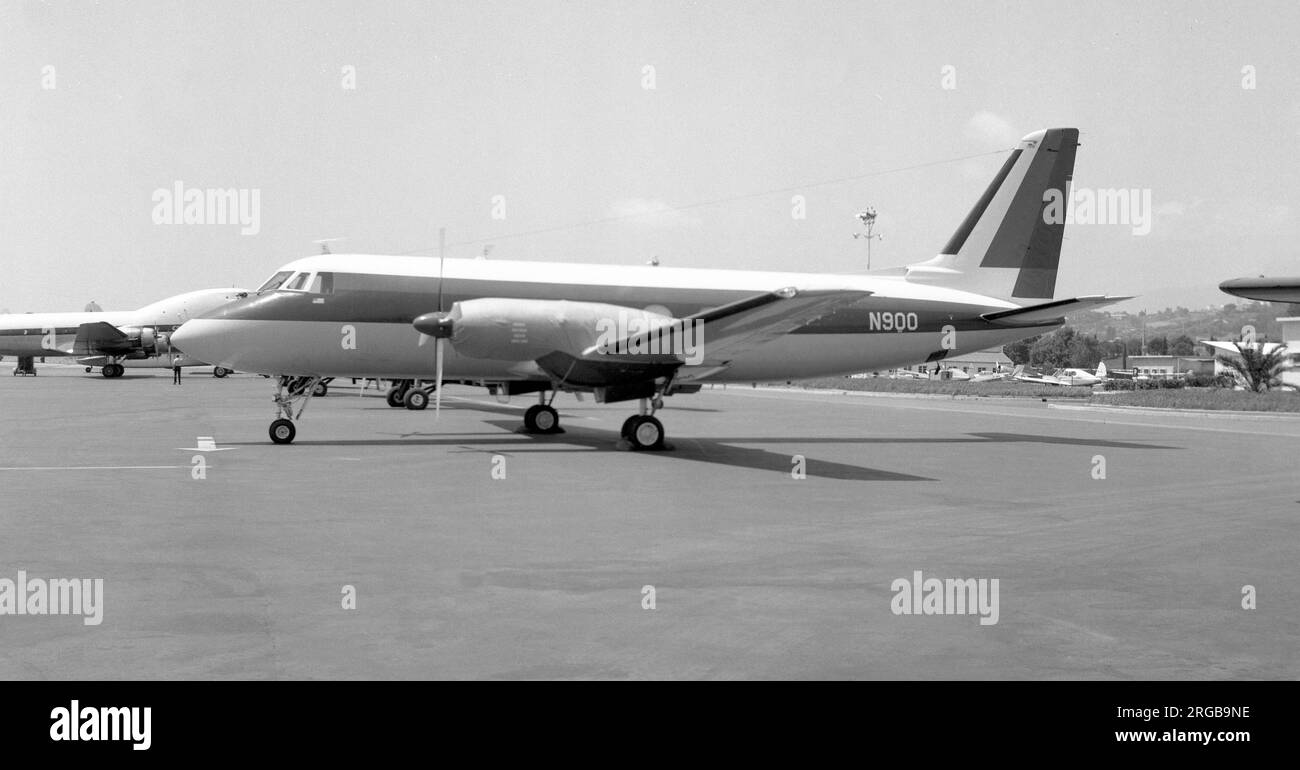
[170, 320, 220, 364]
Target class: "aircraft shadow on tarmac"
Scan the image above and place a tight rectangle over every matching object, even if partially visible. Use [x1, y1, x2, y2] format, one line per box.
[230, 399, 1176, 481]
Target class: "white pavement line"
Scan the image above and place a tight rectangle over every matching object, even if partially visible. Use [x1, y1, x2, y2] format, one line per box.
[1049, 403, 1300, 420]
[720, 388, 1300, 438]
[0, 465, 188, 471]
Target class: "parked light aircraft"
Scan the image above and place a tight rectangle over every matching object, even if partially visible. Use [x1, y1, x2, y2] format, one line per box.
[0, 289, 246, 377]
[1014, 365, 1105, 386]
[172, 128, 1130, 448]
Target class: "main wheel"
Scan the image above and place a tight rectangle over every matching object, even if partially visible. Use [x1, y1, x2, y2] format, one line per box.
[404, 388, 429, 410]
[111, 364, 125, 377]
[101, 367, 113, 378]
[620, 416, 639, 440]
[385, 387, 406, 407]
[269, 418, 296, 444]
[626, 415, 665, 450]
[524, 404, 559, 433]
[213, 367, 229, 378]
[312, 381, 328, 397]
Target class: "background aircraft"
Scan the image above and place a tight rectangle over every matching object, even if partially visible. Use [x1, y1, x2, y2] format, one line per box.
[0, 288, 246, 377]
[1219, 277, 1300, 304]
[173, 128, 1129, 448]
[1014, 365, 1105, 386]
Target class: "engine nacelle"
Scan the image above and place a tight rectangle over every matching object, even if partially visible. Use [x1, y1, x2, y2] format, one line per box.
[440, 298, 676, 361]
[120, 326, 168, 356]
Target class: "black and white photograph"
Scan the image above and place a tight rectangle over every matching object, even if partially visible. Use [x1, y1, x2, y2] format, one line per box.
[0, 0, 1295, 752]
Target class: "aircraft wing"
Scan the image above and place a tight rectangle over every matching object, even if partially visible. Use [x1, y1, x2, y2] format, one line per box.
[72, 321, 132, 356]
[981, 295, 1133, 327]
[585, 287, 872, 366]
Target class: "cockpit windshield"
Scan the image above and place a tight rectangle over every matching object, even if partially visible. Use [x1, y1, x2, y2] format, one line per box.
[257, 270, 294, 294]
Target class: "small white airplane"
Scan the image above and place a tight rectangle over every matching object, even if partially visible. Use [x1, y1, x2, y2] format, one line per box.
[1051, 367, 1104, 386]
[0, 289, 246, 377]
[1013, 365, 1104, 386]
[931, 367, 972, 381]
[172, 127, 1131, 448]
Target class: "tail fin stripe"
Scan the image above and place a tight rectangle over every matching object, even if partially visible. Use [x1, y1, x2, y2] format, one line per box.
[939, 149, 1021, 256]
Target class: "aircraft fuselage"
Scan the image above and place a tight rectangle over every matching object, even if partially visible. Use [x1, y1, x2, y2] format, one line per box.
[174, 256, 1059, 383]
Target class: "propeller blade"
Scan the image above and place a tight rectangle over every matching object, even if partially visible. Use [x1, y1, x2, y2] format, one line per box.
[434, 337, 444, 418]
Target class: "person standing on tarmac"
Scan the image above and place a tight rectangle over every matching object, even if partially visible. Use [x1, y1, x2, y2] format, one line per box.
[172, 356, 183, 385]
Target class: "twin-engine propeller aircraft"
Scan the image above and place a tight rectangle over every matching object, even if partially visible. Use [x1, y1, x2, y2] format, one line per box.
[172, 127, 1130, 448]
[0, 289, 246, 377]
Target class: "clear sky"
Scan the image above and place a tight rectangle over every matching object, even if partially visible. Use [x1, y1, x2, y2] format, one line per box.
[2, 0, 1297, 312]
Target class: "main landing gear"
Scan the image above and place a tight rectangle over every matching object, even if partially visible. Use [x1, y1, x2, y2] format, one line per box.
[516, 389, 669, 450]
[619, 395, 667, 451]
[386, 379, 434, 410]
[267, 375, 326, 444]
[100, 363, 125, 378]
[516, 390, 563, 435]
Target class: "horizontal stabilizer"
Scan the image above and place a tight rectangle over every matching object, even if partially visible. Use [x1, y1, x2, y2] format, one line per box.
[981, 295, 1133, 327]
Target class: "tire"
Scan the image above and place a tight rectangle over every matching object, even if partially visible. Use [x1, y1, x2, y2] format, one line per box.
[627, 416, 665, 450]
[620, 416, 639, 440]
[404, 389, 429, 410]
[213, 367, 229, 378]
[312, 381, 328, 397]
[524, 404, 558, 432]
[269, 418, 296, 444]
[386, 387, 405, 407]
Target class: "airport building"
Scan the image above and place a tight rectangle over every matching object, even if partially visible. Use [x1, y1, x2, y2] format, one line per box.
[1200, 316, 1300, 388]
[860, 347, 1012, 377]
[1117, 354, 1215, 378]
[1283, 317, 1300, 388]
[936, 347, 1014, 375]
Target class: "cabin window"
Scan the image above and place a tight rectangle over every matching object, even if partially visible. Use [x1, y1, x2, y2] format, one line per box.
[313, 272, 334, 295]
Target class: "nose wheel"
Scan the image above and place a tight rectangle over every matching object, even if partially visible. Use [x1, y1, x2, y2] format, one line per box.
[266, 375, 325, 445]
[269, 418, 296, 444]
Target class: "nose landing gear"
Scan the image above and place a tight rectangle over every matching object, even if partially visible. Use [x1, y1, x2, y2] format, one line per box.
[267, 375, 326, 444]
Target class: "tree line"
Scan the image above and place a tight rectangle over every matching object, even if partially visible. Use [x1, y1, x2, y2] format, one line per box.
[1002, 327, 1201, 369]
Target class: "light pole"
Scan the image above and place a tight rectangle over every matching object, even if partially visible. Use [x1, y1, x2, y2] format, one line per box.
[853, 208, 883, 270]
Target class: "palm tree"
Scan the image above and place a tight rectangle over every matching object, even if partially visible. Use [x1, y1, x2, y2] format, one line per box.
[1215, 342, 1290, 392]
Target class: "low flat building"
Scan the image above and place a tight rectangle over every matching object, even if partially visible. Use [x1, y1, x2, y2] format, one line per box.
[1124, 355, 1215, 378]
[856, 346, 1013, 377]
[1201, 320, 1300, 388]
